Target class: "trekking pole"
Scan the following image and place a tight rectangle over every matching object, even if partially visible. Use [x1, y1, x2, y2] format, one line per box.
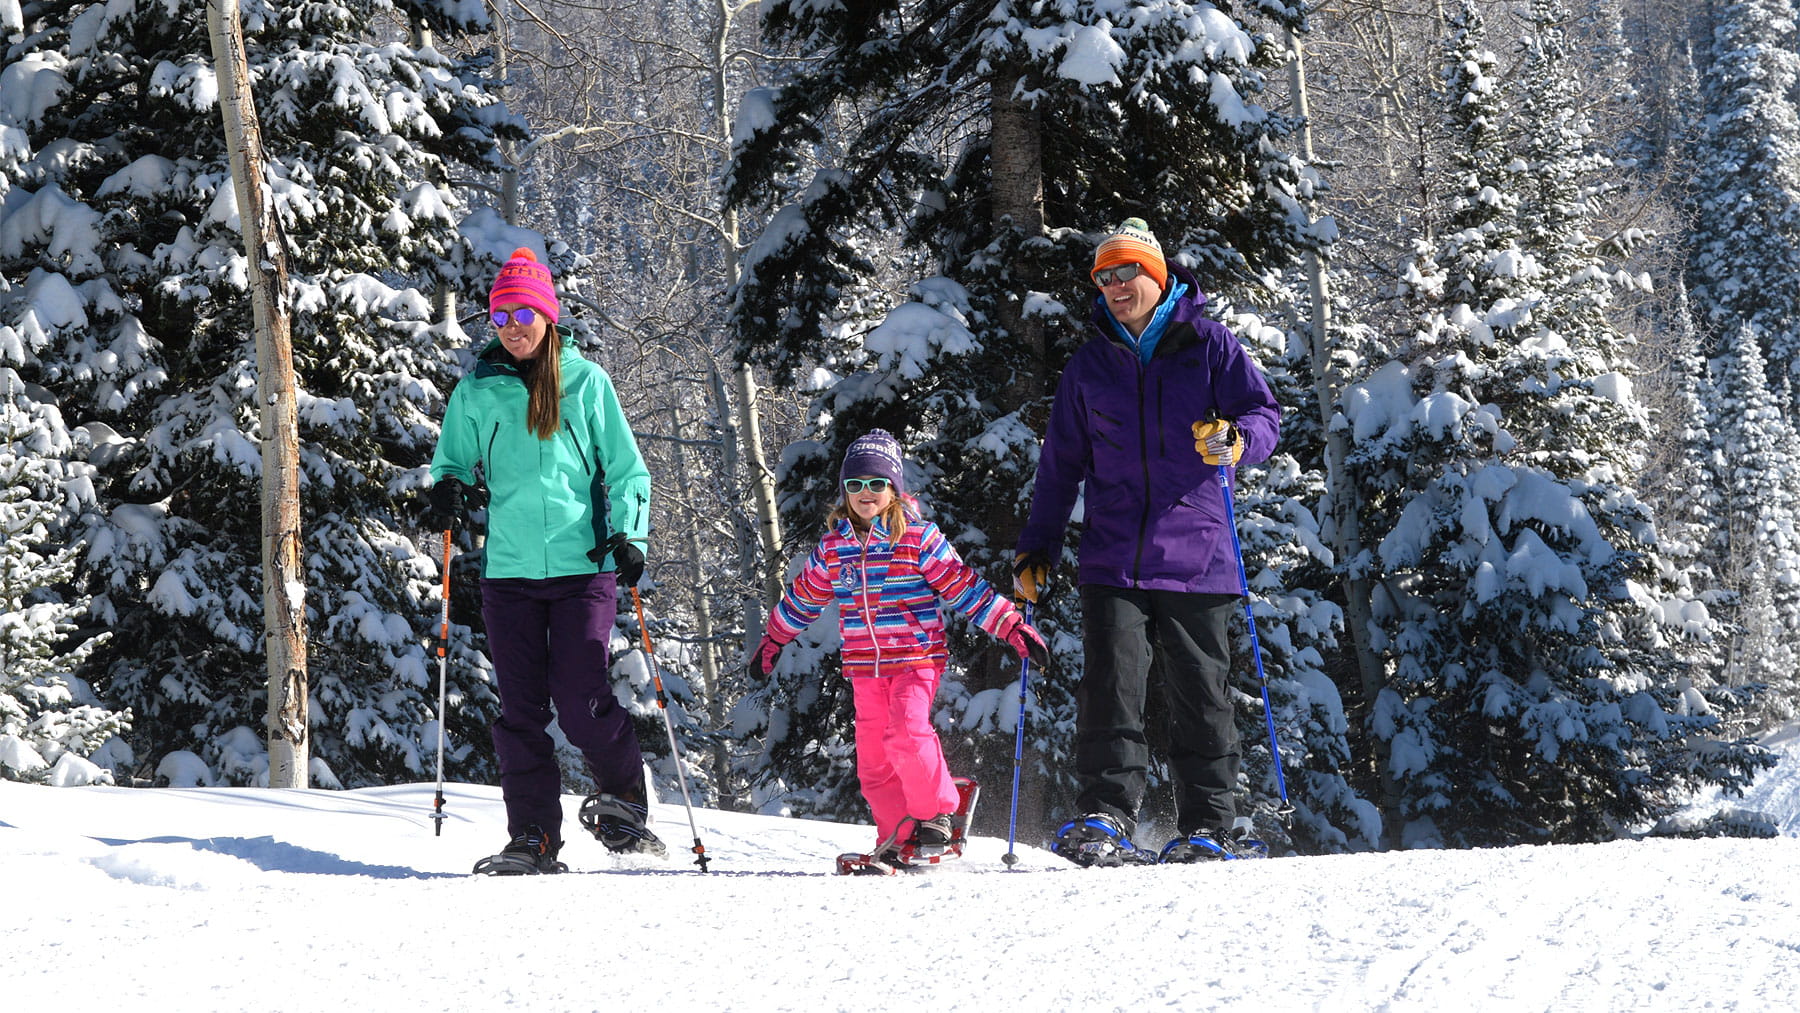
[1003, 602, 1035, 868]
[629, 585, 712, 872]
[432, 529, 452, 836]
[1210, 415, 1289, 813]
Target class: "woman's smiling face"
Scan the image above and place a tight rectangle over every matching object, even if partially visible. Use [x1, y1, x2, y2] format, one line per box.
[493, 302, 549, 360]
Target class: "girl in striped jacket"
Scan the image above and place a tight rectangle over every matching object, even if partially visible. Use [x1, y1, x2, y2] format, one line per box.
[752, 430, 1048, 862]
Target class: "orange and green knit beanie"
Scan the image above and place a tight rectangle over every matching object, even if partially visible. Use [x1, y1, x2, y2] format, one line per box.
[1091, 218, 1168, 290]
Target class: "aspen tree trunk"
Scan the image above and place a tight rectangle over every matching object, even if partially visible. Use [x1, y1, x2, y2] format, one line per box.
[209, 0, 309, 789]
[990, 65, 1047, 395]
[986, 63, 1048, 829]
[410, 16, 456, 327]
[706, 369, 755, 808]
[733, 359, 784, 606]
[713, 364, 773, 611]
[712, 0, 784, 606]
[1287, 30, 1397, 846]
[665, 399, 738, 810]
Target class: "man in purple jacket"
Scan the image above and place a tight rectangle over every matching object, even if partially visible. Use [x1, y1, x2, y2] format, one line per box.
[1014, 218, 1281, 866]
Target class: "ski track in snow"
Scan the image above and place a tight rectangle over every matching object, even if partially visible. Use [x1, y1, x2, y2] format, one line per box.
[4, 762, 1800, 1011]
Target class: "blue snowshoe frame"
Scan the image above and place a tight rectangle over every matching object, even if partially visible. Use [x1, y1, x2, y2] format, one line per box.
[1157, 830, 1271, 863]
[1051, 814, 1158, 867]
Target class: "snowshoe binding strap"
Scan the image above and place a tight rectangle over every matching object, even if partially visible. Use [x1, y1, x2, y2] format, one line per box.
[1052, 814, 1156, 868]
[473, 827, 568, 875]
[1158, 835, 1232, 864]
[471, 851, 569, 876]
[911, 776, 981, 860]
[579, 793, 669, 857]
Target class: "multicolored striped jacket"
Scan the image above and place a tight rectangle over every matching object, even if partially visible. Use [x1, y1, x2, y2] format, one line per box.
[768, 512, 1022, 678]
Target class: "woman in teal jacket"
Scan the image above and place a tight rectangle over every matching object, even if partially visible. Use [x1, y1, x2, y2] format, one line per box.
[428, 247, 659, 874]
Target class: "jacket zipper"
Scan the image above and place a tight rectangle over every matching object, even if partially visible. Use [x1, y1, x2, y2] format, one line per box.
[1132, 359, 1153, 585]
[1155, 375, 1166, 457]
[856, 526, 882, 676]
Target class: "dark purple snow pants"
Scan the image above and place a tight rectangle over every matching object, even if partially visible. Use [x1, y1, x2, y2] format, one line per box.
[480, 572, 644, 844]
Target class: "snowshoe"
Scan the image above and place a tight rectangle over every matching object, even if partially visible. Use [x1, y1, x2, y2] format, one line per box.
[836, 776, 979, 875]
[579, 792, 669, 858]
[1159, 817, 1269, 863]
[1051, 813, 1159, 868]
[840, 846, 915, 877]
[472, 825, 568, 876]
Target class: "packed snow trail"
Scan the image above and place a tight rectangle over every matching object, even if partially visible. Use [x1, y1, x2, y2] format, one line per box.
[4, 778, 1799, 1011]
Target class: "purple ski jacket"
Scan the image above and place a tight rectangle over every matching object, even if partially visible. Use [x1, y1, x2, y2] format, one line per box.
[1016, 264, 1280, 593]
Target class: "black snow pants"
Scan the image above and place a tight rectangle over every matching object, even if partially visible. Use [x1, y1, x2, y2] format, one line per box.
[1075, 584, 1241, 835]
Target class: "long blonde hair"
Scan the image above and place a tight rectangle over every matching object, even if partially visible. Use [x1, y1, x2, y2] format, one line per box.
[524, 328, 563, 440]
[828, 492, 913, 541]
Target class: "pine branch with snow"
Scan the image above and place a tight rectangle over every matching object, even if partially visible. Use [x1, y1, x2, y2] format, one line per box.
[0, 368, 127, 785]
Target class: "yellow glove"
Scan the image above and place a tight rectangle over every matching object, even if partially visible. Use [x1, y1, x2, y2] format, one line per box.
[1013, 551, 1051, 604]
[1193, 418, 1243, 466]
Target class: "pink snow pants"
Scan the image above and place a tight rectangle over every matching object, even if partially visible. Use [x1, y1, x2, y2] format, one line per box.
[851, 664, 961, 846]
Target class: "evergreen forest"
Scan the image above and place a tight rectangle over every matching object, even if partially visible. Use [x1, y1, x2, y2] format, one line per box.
[2, 0, 1791, 852]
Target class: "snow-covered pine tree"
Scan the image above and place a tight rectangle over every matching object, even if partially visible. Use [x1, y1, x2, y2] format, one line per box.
[1577, 0, 1639, 164]
[1705, 323, 1800, 721]
[1509, 0, 1769, 835]
[1350, 0, 1769, 848]
[1350, 0, 1517, 847]
[726, 0, 1356, 840]
[1685, 0, 1800, 377]
[1634, 289, 1735, 708]
[0, 367, 127, 785]
[0, 1, 510, 786]
[1619, 1, 1715, 180]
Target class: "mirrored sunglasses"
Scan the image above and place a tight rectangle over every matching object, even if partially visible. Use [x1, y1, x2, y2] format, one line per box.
[1091, 263, 1143, 287]
[843, 478, 892, 494]
[491, 307, 538, 328]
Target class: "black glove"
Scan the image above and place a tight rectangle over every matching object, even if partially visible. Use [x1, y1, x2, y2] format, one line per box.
[424, 478, 465, 531]
[609, 533, 645, 588]
[462, 482, 489, 515]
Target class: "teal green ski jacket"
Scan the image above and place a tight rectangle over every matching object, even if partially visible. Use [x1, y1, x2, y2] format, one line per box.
[429, 331, 650, 580]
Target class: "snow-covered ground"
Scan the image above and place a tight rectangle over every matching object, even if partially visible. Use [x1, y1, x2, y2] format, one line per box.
[6, 736, 1800, 1012]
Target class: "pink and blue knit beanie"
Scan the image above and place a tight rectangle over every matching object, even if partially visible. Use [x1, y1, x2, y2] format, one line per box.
[489, 247, 560, 324]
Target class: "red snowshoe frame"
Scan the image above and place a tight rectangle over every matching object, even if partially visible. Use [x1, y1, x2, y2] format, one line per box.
[836, 776, 980, 876]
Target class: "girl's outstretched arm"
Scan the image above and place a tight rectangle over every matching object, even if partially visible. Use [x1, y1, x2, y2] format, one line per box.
[766, 540, 835, 644]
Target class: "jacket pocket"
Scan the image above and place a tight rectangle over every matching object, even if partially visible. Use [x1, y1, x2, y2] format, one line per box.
[562, 421, 592, 475]
[1089, 408, 1125, 451]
